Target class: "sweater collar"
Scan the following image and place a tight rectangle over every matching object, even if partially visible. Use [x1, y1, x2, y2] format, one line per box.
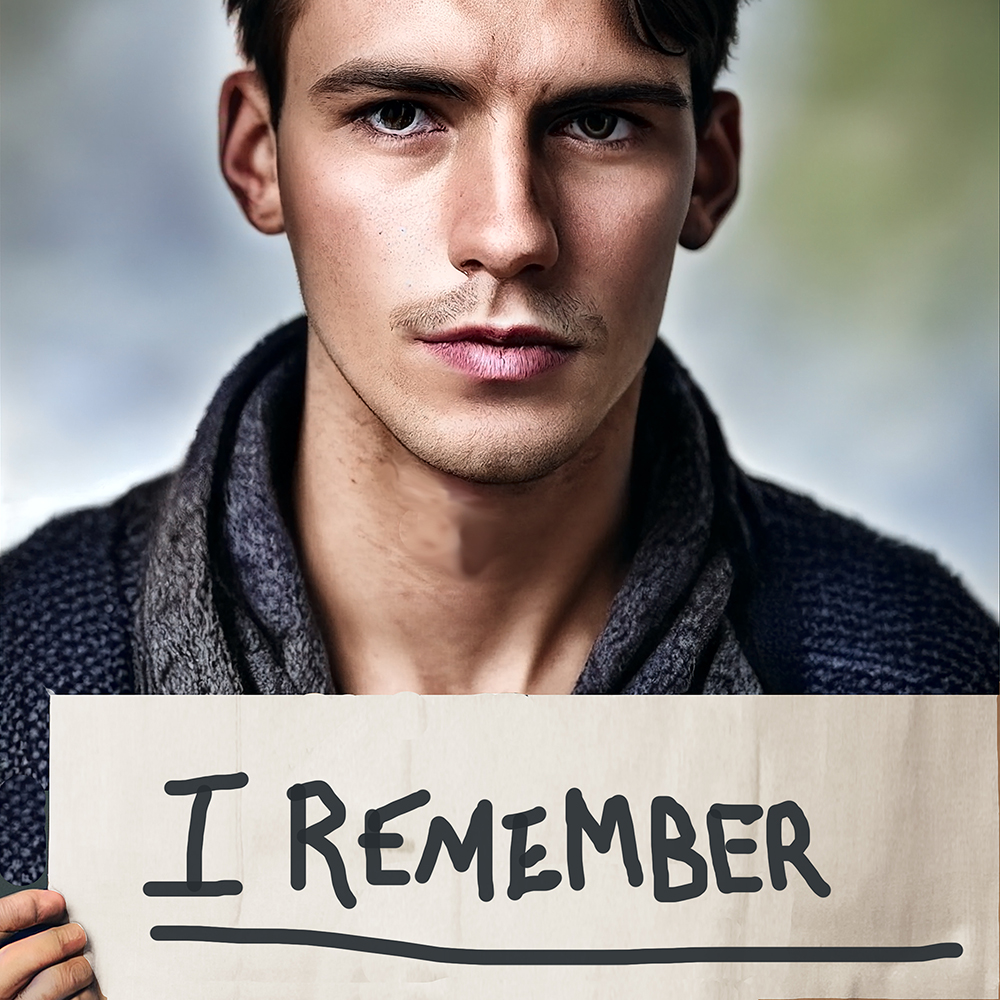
[134, 317, 760, 695]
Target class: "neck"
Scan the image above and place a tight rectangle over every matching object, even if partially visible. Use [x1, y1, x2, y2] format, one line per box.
[293, 332, 642, 695]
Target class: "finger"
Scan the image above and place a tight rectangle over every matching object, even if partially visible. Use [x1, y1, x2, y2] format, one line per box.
[67, 984, 105, 1000]
[0, 892, 66, 942]
[66, 981, 105, 1000]
[11, 955, 93, 1000]
[0, 923, 85, 998]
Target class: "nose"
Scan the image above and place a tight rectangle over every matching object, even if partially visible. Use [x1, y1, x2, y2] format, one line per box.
[447, 127, 559, 280]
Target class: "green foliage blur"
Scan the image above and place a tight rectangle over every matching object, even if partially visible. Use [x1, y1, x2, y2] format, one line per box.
[733, 0, 999, 343]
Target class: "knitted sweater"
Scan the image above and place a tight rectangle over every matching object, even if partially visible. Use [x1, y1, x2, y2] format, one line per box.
[2, 319, 997, 887]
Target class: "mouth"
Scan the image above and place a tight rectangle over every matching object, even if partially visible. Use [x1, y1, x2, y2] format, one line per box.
[415, 325, 577, 382]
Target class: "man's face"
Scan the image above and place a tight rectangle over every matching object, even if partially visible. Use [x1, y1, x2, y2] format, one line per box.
[276, 0, 699, 483]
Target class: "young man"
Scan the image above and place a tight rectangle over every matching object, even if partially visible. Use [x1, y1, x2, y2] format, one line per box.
[1, 0, 996, 994]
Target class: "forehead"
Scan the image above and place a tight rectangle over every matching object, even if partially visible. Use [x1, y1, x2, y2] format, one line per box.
[287, 0, 688, 97]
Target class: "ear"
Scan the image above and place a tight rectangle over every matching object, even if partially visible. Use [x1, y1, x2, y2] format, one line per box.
[219, 70, 284, 235]
[679, 90, 741, 250]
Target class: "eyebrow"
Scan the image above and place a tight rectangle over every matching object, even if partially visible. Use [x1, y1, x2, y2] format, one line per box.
[543, 83, 689, 114]
[308, 60, 690, 112]
[309, 62, 471, 102]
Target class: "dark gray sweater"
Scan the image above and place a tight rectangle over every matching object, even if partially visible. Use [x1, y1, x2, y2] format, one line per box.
[2, 318, 996, 887]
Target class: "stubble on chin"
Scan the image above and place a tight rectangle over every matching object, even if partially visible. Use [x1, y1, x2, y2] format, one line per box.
[398, 410, 582, 485]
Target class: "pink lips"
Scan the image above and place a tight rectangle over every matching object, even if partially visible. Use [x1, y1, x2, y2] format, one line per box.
[417, 326, 574, 381]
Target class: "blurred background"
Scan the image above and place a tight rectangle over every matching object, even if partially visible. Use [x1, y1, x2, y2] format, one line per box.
[1, 0, 997, 613]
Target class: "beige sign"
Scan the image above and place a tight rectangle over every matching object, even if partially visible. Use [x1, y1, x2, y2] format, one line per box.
[49, 695, 997, 999]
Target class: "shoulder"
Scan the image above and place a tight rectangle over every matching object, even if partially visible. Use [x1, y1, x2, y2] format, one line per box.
[738, 477, 999, 693]
[0, 476, 169, 885]
[1, 476, 170, 694]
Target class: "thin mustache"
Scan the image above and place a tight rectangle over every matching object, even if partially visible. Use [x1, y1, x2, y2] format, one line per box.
[388, 283, 609, 348]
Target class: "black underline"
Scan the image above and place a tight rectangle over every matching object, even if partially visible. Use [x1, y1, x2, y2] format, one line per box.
[150, 927, 963, 965]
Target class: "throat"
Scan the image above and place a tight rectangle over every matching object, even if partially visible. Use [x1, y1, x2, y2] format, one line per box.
[298, 469, 630, 694]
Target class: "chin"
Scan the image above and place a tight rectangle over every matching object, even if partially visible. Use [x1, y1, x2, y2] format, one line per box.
[391, 419, 585, 486]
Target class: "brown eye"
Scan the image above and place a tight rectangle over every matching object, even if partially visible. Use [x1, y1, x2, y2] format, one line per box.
[372, 101, 419, 132]
[577, 111, 619, 140]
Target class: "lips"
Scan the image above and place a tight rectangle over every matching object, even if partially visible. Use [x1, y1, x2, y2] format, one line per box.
[416, 325, 576, 382]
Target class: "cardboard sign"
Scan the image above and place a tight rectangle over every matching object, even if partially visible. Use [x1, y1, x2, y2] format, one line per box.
[49, 695, 997, 999]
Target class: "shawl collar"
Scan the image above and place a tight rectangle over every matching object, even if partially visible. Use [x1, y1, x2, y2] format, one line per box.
[134, 318, 761, 695]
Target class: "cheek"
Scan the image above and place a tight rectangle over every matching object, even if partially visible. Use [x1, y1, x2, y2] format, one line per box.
[279, 141, 444, 322]
[561, 164, 690, 328]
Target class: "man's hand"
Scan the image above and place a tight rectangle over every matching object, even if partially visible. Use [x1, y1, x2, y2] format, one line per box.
[0, 890, 102, 999]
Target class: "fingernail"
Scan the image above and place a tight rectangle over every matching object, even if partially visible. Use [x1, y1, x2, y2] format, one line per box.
[64, 921, 87, 944]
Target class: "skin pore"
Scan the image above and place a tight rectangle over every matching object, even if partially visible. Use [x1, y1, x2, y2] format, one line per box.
[220, 0, 740, 694]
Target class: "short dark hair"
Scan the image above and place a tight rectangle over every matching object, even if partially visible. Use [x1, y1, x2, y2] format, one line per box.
[226, 0, 741, 129]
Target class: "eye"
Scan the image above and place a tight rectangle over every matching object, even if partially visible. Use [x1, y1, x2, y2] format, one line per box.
[365, 100, 435, 136]
[563, 111, 635, 143]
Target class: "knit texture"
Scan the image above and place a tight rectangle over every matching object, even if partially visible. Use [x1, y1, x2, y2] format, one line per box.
[2, 318, 997, 886]
[0, 479, 165, 886]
